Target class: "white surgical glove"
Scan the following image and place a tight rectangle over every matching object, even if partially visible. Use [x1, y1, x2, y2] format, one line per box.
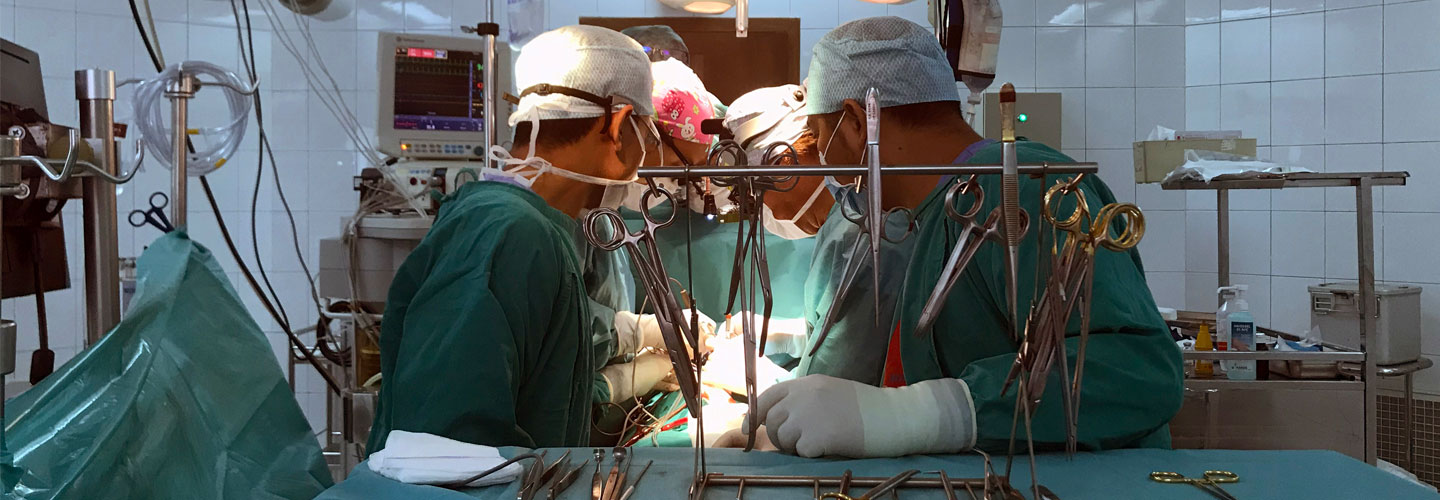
[599, 352, 674, 404]
[720, 312, 809, 357]
[614, 310, 717, 355]
[749, 374, 977, 458]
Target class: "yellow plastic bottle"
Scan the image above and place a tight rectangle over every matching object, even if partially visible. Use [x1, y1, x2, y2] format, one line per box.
[1194, 323, 1214, 378]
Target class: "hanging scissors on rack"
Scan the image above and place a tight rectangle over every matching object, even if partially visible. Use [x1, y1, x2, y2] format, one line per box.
[583, 184, 704, 417]
[913, 175, 1028, 339]
[128, 191, 175, 233]
[1004, 175, 1145, 454]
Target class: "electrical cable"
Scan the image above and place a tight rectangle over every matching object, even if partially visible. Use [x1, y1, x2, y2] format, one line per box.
[213, 0, 295, 332]
[127, 0, 342, 395]
[128, 0, 163, 75]
[201, 176, 342, 395]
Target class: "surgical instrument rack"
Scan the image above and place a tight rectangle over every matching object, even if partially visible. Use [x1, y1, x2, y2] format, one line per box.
[636, 164, 1097, 178]
[693, 472, 1049, 499]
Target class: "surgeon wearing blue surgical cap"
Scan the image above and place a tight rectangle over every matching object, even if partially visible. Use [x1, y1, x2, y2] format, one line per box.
[746, 16, 1183, 459]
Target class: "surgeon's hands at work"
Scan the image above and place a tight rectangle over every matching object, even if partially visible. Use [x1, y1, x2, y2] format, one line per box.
[613, 309, 717, 356]
[700, 332, 791, 396]
[598, 353, 674, 404]
[746, 375, 978, 458]
[602, 309, 715, 405]
[719, 312, 808, 358]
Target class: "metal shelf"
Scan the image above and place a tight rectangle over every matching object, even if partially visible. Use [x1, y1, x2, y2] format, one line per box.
[1339, 357, 1434, 378]
[1184, 378, 1364, 392]
[1183, 350, 1364, 362]
[1161, 171, 1408, 190]
[1158, 170, 1411, 465]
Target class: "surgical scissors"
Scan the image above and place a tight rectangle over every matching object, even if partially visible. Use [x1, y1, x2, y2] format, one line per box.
[1003, 176, 1145, 453]
[807, 188, 912, 357]
[1150, 470, 1239, 500]
[913, 175, 1028, 339]
[583, 186, 704, 417]
[128, 192, 175, 233]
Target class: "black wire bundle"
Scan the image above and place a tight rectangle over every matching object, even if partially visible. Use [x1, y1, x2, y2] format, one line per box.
[126, 0, 341, 394]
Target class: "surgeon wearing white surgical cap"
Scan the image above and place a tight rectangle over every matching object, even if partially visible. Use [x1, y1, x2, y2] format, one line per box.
[723, 84, 834, 239]
[370, 25, 683, 452]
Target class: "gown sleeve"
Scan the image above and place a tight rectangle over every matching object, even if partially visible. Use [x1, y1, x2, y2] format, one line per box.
[901, 145, 1183, 452]
[370, 197, 592, 451]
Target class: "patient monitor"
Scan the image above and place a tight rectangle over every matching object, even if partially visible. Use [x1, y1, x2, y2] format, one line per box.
[377, 32, 512, 160]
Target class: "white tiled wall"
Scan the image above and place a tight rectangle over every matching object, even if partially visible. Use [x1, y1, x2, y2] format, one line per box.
[1185, 0, 1440, 396]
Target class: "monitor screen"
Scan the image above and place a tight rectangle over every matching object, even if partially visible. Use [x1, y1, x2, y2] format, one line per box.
[391, 45, 485, 132]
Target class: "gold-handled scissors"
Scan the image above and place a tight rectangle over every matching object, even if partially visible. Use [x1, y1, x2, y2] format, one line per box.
[1151, 470, 1239, 500]
[1003, 175, 1146, 455]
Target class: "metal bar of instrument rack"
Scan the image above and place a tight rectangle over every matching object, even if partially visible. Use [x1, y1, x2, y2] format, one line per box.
[638, 163, 1099, 178]
[1163, 171, 1410, 465]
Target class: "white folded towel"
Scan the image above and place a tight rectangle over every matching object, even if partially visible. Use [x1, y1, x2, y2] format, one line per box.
[368, 431, 524, 487]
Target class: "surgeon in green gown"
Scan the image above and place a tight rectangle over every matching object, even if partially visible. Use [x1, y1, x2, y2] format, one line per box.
[368, 25, 670, 453]
[748, 17, 1182, 459]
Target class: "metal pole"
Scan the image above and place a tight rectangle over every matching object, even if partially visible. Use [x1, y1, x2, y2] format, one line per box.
[483, 31, 497, 169]
[1216, 189, 1230, 305]
[0, 140, 14, 442]
[636, 163, 1099, 178]
[165, 72, 197, 227]
[1405, 372, 1416, 470]
[1356, 178, 1377, 465]
[76, 69, 122, 345]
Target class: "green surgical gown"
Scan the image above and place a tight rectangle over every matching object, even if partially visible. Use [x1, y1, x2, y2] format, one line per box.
[368, 181, 594, 453]
[626, 204, 816, 325]
[797, 188, 919, 386]
[580, 220, 636, 405]
[897, 141, 1184, 452]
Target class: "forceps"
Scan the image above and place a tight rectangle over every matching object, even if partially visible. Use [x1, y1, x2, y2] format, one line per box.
[128, 192, 175, 233]
[807, 189, 912, 357]
[584, 186, 703, 415]
[914, 175, 1028, 339]
[1150, 470, 1240, 500]
[713, 145, 796, 451]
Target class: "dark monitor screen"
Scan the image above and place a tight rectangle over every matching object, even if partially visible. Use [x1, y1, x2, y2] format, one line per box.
[391, 45, 484, 133]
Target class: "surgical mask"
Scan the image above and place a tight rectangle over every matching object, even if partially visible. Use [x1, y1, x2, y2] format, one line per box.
[760, 180, 830, 240]
[487, 111, 643, 210]
[816, 109, 849, 166]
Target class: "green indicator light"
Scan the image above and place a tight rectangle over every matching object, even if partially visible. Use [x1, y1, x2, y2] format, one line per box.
[1017, 113, 1029, 123]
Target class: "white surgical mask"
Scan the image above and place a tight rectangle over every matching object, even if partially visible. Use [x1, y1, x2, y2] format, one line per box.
[816, 108, 849, 166]
[487, 110, 641, 210]
[761, 179, 831, 240]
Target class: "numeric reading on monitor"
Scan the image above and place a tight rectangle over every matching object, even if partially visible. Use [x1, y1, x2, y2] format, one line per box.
[392, 45, 486, 132]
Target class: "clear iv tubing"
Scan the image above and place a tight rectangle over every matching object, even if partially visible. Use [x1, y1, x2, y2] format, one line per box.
[132, 61, 252, 176]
